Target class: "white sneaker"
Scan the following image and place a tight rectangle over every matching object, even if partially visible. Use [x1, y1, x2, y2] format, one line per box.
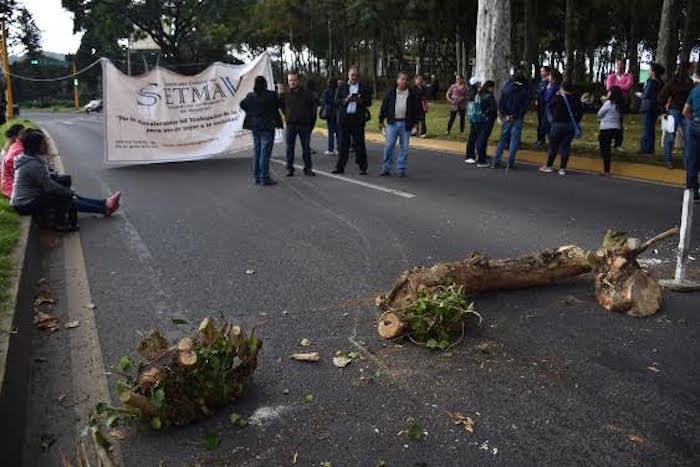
[614, 146, 624, 152]
[324, 150, 334, 155]
[465, 158, 476, 164]
[476, 163, 490, 168]
[558, 168, 566, 176]
[539, 165, 554, 173]
[419, 134, 427, 138]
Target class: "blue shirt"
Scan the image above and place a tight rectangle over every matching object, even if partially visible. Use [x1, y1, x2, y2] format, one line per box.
[686, 84, 700, 121]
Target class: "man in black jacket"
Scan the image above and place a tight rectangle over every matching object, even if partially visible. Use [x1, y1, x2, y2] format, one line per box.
[378, 71, 419, 176]
[332, 66, 372, 175]
[280, 71, 317, 176]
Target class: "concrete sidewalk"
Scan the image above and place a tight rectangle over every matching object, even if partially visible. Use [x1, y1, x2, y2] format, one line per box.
[314, 128, 686, 186]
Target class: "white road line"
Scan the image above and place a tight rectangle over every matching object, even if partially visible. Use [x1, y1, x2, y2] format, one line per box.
[271, 159, 416, 199]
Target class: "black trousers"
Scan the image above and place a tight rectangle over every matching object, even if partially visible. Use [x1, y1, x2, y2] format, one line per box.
[14, 193, 76, 226]
[599, 128, 620, 173]
[285, 124, 312, 171]
[447, 109, 465, 133]
[337, 116, 367, 171]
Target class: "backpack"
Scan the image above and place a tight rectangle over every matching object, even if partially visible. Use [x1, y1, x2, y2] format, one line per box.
[468, 94, 486, 124]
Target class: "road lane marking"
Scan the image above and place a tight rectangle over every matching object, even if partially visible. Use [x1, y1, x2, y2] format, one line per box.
[271, 159, 416, 199]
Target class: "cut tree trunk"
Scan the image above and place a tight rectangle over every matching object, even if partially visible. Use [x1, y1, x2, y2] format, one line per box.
[377, 229, 678, 338]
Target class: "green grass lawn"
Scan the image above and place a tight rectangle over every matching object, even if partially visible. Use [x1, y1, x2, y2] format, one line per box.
[317, 101, 677, 166]
[0, 119, 32, 310]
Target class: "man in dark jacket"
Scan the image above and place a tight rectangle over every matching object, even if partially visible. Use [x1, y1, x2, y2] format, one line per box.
[378, 71, 419, 176]
[332, 66, 372, 175]
[490, 69, 531, 169]
[279, 71, 317, 176]
[240, 75, 283, 185]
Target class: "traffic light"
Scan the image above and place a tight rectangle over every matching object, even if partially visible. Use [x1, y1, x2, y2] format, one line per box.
[73, 78, 79, 87]
[30, 59, 38, 65]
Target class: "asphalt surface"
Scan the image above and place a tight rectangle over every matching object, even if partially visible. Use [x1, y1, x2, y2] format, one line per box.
[21, 111, 700, 466]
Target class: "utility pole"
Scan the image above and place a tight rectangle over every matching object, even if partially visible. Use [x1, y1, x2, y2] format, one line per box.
[0, 21, 14, 120]
[72, 61, 80, 110]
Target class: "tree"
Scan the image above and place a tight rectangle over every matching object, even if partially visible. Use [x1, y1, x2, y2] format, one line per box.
[564, 0, 574, 81]
[0, 0, 42, 55]
[656, 0, 677, 74]
[475, 0, 510, 91]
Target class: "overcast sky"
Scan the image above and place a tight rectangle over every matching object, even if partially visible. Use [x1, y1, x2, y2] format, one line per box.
[13, 0, 83, 54]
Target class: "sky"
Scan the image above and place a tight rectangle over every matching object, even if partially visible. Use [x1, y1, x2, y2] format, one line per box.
[12, 0, 83, 54]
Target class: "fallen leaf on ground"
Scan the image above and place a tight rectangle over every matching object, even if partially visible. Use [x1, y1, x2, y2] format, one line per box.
[245, 269, 255, 275]
[57, 394, 66, 403]
[292, 451, 298, 464]
[229, 412, 248, 428]
[299, 338, 312, 347]
[647, 364, 660, 373]
[303, 393, 313, 403]
[291, 352, 320, 362]
[627, 434, 644, 445]
[86, 303, 96, 310]
[333, 355, 352, 368]
[446, 411, 474, 434]
[34, 297, 56, 306]
[34, 311, 60, 332]
[64, 320, 80, 329]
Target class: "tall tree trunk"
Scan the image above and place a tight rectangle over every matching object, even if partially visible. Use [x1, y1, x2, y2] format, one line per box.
[564, 0, 574, 81]
[523, 0, 538, 78]
[455, 30, 461, 76]
[629, 12, 640, 82]
[679, 0, 695, 64]
[475, 0, 511, 93]
[656, 0, 677, 74]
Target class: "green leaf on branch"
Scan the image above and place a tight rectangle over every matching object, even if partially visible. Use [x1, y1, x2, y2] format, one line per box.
[151, 388, 165, 410]
[119, 356, 132, 372]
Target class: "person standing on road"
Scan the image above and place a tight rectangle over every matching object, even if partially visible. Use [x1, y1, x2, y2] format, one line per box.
[539, 82, 583, 176]
[465, 80, 497, 165]
[639, 63, 665, 155]
[333, 66, 372, 175]
[240, 76, 283, 186]
[536, 66, 551, 146]
[378, 71, 419, 177]
[490, 69, 531, 169]
[658, 63, 694, 168]
[682, 68, 700, 202]
[2, 123, 25, 198]
[321, 77, 339, 155]
[597, 86, 623, 175]
[11, 130, 121, 231]
[280, 71, 317, 177]
[445, 75, 468, 135]
[413, 74, 428, 138]
[605, 60, 634, 151]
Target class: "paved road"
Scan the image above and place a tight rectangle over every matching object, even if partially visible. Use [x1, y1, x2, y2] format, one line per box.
[22, 111, 700, 466]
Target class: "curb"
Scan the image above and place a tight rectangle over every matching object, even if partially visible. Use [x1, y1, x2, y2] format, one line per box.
[313, 128, 686, 186]
[0, 216, 41, 464]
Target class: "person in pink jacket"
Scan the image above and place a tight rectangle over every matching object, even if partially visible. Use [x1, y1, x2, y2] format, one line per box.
[605, 60, 634, 150]
[1, 124, 25, 198]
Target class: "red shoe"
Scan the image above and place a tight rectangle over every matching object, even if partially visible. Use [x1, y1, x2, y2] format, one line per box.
[105, 192, 121, 216]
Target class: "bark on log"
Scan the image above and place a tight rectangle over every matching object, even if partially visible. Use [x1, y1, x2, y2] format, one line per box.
[377, 229, 678, 339]
[119, 392, 157, 417]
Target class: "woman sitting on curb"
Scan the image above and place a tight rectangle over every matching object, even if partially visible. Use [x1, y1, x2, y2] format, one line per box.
[1, 123, 26, 198]
[10, 129, 121, 231]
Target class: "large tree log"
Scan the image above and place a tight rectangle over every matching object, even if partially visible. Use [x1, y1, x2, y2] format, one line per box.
[377, 229, 678, 338]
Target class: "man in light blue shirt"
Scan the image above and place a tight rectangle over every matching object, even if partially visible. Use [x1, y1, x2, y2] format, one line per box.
[682, 68, 700, 202]
[333, 66, 372, 175]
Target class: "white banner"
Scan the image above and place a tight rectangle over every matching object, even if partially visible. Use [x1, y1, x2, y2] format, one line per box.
[103, 52, 280, 165]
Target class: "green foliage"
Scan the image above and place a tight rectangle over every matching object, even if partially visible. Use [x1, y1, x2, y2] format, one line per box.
[229, 412, 248, 428]
[407, 420, 424, 440]
[202, 429, 220, 450]
[398, 285, 481, 350]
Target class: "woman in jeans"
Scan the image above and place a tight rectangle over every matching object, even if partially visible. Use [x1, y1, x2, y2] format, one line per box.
[445, 75, 468, 135]
[240, 76, 283, 185]
[539, 82, 583, 176]
[321, 77, 339, 155]
[639, 63, 665, 154]
[11, 130, 120, 231]
[658, 63, 694, 168]
[597, 86, 623, 175]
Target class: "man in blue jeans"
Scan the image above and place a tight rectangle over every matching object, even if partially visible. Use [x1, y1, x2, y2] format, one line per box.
[491, 69, 531, 169]
[378, 71, 419, 176]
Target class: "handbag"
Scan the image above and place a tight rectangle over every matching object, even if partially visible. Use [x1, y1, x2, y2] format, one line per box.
[562, 94, 583, 139]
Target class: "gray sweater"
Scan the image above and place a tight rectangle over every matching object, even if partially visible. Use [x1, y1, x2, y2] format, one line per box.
[10, 153, 72, 209]
[597, 100, 621, 130]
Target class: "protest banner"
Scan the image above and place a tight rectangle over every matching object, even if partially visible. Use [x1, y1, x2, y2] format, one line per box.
[103, 52, 279, 164]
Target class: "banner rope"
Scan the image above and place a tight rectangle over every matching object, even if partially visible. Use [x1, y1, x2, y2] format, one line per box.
[3, 57, 104, 82]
